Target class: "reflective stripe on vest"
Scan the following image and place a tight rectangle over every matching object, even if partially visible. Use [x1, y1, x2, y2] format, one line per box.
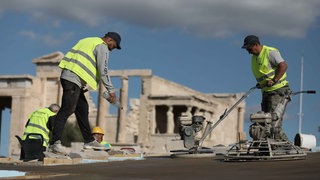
[59, 37, 106, 90]
[22, 108, 55, 147]
[251, 45, 288, 92]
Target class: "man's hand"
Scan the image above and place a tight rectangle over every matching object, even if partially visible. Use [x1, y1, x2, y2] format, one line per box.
[267, 61, 286, 87]
[266, 79, 276, 87]
[102, 91, 117, 104]
[107, 92, 117, 104]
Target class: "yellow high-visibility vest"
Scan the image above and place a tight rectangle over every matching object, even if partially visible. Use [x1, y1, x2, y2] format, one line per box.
[22, 108, 55, 147]
[59, 37, 107, 90]
[251, 45, 288, 92]
[101, 141, 112, 148]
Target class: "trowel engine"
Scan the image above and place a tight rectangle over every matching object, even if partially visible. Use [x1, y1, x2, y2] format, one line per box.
[179, 115, 205, 150]
[249, 91, 290, 141]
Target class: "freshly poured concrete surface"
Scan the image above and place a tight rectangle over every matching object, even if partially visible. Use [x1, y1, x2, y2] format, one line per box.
[0, 152, 319, 179]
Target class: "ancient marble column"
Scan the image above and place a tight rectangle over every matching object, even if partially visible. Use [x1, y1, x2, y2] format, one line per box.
[150, 106, 156, 134]
[186, 106, 192, 119]
[117, 76, 128, 143]
[167, 106, 174, 134]
[96, 83, 109, 130]
[237, 107, 246, 142]
[237, 107, 245, 132]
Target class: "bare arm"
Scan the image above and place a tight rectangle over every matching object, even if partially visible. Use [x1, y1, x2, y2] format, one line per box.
[266, 61, 287, 87]
[273, 61, 287, 82]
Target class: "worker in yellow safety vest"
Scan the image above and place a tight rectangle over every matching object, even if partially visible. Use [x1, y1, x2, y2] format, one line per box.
[242, 35, 290, 141]
[21, 104, 60, 160]
[91, 126, 112, 148]
[48, 32, 122, 155]
[22, 104, 60, 147]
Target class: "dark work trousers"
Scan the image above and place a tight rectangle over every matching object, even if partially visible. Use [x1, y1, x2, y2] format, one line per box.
[261, 86, 290, 140]
[50, 79, 94, 144]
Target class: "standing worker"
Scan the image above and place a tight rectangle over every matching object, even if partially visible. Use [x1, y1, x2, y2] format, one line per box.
[21, 104, 60, 160]
[49, 32, 122, 155]
[242, 35, 290, 141]
[91, 126, 112, 148]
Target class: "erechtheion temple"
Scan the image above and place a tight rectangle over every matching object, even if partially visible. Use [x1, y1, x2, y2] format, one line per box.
[0, 52, 246, 157]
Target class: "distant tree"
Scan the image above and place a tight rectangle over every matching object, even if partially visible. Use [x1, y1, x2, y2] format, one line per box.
[61, 122, 83, 147]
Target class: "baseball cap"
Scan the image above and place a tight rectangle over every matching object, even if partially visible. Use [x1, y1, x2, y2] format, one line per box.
[105, 32, 122, 49]
[241, 35, 260, 49]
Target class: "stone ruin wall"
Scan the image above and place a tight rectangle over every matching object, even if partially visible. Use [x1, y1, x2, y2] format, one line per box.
[0, 51, 246, 156]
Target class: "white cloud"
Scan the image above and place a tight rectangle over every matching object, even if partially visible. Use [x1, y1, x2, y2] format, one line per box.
[18, 30, 75, 46]
[2, 0, 320, 38]
[31, 11, 61, 28]
[18, 30, 37, 40]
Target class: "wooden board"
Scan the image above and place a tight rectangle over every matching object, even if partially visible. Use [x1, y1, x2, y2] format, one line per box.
[43, 158, 81, 165]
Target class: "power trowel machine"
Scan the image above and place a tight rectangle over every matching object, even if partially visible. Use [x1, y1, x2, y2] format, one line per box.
[174, 85, 316, 161]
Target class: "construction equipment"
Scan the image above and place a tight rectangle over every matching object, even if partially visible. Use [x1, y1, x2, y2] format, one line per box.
[224, 90, 316, 161]
[173, 84, 316, 161]
[180, 115, 205, 150]
[171, 115, 214, 156]
[171, 86, 257, 157]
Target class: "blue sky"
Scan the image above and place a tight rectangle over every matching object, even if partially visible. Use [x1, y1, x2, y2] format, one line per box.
[1, 1, 320, 155]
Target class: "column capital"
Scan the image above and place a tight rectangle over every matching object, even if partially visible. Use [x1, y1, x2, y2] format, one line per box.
[120, 76, 129, 80]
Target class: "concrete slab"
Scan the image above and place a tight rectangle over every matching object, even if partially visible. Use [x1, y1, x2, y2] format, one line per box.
[0, 152, 319, 179]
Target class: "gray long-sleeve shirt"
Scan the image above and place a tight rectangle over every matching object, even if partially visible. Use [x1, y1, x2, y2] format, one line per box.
[60, 42, 115, 93]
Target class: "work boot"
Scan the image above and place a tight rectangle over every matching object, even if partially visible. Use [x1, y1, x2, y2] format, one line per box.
[83, 140, 108, 150]
[49, 140, 69, 155]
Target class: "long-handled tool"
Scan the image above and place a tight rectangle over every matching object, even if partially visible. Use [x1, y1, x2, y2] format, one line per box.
[198, 86, 258, 148]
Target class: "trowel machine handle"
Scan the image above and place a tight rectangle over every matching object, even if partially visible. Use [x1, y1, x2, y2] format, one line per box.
[275, 89, 316, 121]
[198, 86, 258, 146]
[291, 90, 316, 96]
[271, 89, 315, 139]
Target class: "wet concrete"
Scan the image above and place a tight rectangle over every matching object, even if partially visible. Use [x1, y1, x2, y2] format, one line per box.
[0, 152, 319, 179]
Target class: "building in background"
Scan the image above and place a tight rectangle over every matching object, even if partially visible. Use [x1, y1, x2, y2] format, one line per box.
[0, 52, 246, 157]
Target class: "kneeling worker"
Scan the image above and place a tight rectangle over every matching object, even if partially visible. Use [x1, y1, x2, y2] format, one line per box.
[91, 126, 112, 148]
[21, 104, 60, 160]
